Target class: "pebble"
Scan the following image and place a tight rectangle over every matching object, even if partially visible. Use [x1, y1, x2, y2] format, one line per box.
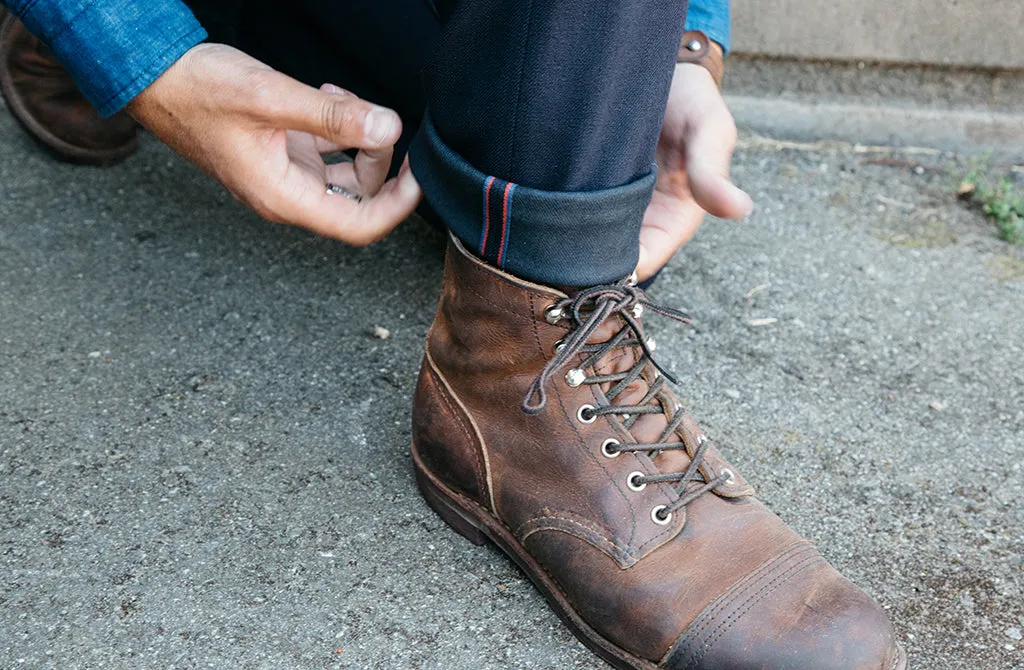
[372, 326, 391, 340]
[1006, 627, 1022, 641]
[725, 389, 741, 400]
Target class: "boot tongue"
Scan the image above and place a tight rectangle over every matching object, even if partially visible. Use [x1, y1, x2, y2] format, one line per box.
[587, 316, 693, 475]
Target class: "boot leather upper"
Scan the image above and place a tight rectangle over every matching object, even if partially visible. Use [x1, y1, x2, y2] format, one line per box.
[413, 237, 902, 669]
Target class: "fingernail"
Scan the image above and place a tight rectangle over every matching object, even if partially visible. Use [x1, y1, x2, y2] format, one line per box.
[365, 109, 395, 145]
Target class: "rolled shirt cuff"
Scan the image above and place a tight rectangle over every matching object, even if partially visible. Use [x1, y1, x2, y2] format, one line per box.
[11, 0, 207, 117]
[685, 0, 731, 53]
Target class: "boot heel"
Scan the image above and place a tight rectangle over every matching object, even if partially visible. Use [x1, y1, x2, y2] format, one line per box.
[414, 462, 489, 546]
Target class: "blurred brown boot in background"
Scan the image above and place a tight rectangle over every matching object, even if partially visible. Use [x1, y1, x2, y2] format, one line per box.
[0, 11, 138, 166]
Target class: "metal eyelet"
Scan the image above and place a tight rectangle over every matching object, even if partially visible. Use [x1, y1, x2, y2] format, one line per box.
[632, 303, 644, 319]
[651, 505, 672, 525]
[577, 404, 597, 424]
[627, 271, 639, 287]
[565, 368, 586, 387]
[553, 338, 565, 353]
[544, 305, 565, 324]
[627, 472, 647, 492]
[720, 468, 735, 484]
[601, 438, 621, 458]
[645, 336, 656, 352]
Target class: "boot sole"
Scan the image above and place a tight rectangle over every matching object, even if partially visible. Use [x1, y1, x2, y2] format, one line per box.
[0, 13, 139, 167]
[413, 444, 909, 670]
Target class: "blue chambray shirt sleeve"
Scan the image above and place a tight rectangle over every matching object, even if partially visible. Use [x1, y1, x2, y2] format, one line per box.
[685, 0, 730, 53]
[3, 0, 207, 117]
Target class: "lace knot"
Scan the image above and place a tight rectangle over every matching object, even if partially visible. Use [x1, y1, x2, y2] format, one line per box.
[521, 282, 690, 414]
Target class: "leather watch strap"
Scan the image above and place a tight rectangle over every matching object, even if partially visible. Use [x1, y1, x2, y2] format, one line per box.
[677, 30, 724, 88]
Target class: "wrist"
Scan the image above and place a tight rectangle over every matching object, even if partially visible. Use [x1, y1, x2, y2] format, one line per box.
[677, 31, 724, 88]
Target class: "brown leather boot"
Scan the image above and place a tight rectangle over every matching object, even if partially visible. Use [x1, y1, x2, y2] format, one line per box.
[0, 12, 138, 166]
[412, 236, 907, 670]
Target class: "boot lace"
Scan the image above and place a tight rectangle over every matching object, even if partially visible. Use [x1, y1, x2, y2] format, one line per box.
[522, 281, 730, 519]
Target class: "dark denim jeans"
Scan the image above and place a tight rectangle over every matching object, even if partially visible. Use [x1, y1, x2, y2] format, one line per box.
[189, 0, 689, 286]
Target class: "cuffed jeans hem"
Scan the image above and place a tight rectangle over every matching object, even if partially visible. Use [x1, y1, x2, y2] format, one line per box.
[409, 111, 656, 287]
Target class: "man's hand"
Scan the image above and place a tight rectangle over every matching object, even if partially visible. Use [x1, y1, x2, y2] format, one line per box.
[127, 43, 421, 246]
[637, 60, 753, 280]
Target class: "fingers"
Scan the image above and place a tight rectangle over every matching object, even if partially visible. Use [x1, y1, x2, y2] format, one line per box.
[684, 107, 754, 221]
[353, 145, 394, 198]
[636, 191, 705, 281]
[272, 158, 422, 246]
[312, 84, 393, 198]
[259, 77, 402, 151]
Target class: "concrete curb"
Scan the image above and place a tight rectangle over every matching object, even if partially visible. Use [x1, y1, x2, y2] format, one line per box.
[727, 94, 1024, 163]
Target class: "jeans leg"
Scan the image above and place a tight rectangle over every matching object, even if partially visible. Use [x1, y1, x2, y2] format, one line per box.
[410, 0, 689, 286]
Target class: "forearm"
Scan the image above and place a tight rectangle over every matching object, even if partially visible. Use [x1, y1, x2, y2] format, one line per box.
[3, 0, 206, 116]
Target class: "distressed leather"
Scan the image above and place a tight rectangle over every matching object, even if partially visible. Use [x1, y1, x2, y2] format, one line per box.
[413, 236, 903, 668]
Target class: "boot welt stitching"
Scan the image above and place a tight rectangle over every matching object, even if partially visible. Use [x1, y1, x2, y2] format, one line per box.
[663, 541, 819, 661]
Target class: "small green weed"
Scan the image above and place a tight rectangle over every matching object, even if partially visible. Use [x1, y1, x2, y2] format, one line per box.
[958, 165, 1024, 245]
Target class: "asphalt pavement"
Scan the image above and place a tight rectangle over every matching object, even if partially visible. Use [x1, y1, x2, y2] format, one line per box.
[1, 110, 1022, 669]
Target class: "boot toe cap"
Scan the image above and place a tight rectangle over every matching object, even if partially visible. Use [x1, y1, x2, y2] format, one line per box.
[664, 554, 904, 670]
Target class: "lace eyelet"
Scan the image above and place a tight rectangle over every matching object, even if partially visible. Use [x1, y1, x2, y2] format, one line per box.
[553, 338, 565, 353]
[627, 471, 647, 492]
[565, 368, 586, 387]
[632, 303, 644, 319]
[651, 505, 672, 525]
[577, 404, 597, 424]
[544, 305, 565, 324]
[627, 271, 639, 287]
[720, 468, 735, 484]
[601, 438, 621, 458]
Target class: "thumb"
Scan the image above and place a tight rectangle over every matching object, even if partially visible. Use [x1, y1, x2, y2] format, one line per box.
[685, 114, 753, 220]
[256, 76, 402, 150]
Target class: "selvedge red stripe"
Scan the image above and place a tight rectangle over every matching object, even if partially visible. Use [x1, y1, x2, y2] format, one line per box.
[480, 175, 496, 255]
[497, 182, 514, 267]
